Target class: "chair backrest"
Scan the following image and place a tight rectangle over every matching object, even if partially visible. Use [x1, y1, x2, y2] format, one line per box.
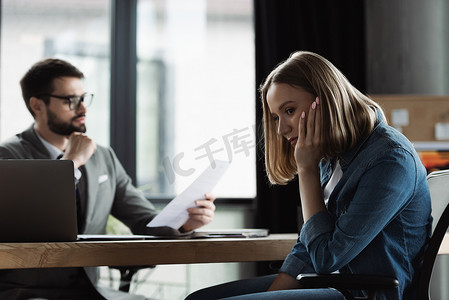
[418, 169, 449, 300]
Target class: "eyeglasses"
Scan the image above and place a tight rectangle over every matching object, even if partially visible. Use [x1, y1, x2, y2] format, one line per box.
[38, 93, 94, 111]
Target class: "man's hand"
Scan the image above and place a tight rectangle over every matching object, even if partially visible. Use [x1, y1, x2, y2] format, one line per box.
[62, 132, 97, 169]
[180, 193, 216, 232]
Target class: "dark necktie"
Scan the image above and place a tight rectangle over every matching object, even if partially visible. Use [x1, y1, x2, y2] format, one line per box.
[76, 166, 86, 233]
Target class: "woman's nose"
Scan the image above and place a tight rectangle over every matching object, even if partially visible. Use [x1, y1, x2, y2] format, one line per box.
[277, 118, 290, 136]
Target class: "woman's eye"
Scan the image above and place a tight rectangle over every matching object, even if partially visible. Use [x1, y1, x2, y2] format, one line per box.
[272, 115, 279, 122]
[286, 108, 295, 115]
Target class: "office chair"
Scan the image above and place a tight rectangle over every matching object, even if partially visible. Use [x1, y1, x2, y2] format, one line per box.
[110, 265, 155, 292]
[106, 215, 155, 292]
[296, 169, 449, 300]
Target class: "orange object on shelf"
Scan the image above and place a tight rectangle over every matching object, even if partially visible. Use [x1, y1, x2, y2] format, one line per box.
[417, 151, 449, 173]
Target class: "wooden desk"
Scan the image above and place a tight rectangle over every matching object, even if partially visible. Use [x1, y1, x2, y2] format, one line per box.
[0, 233, 297, 270]
[3, 232, 446, 270]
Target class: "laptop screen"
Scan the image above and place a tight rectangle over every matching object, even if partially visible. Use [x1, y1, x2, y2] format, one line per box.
[0, 159, 78, 242]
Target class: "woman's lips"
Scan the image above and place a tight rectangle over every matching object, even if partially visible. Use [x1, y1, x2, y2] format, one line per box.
[289, 137, 297, 146]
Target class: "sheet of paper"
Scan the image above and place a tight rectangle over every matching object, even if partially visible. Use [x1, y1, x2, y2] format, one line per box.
[147, 160, 230, 229]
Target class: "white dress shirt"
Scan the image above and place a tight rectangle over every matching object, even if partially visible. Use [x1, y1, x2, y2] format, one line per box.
[323, 160, 343, 205]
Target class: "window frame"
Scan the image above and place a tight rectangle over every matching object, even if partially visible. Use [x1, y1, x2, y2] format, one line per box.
[110, 0, 138, 184]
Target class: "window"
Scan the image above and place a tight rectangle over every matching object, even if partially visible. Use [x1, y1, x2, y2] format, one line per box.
[1, 0, 256, 200]
[0, 0, 110, 146]
[136, 0, 256, 199]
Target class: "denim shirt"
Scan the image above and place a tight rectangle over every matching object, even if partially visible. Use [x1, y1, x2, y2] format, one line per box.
[279, 117, 432, 300]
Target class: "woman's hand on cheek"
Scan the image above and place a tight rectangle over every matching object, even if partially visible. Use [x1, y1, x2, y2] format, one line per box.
[294, 97, 322, 172]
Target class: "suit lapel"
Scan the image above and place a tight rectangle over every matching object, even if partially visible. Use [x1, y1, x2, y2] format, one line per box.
[82, 155, 100, 227]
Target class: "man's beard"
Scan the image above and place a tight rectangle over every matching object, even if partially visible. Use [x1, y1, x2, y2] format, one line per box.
[47, 108, 86, 136]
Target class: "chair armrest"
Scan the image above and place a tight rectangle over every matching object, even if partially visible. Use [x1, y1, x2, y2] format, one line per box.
[109, 265, 156, 292]
[296, 273, 399, 291]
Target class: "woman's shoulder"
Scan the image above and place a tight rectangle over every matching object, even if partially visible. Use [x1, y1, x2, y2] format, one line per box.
[369, 121, 416, 154]
[342, 121, 420, 170]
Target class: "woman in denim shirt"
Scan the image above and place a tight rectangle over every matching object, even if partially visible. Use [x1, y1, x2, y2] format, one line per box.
[185, 51, 432, 300]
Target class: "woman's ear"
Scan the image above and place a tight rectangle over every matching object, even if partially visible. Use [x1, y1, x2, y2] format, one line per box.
[29, 97, 45, 116]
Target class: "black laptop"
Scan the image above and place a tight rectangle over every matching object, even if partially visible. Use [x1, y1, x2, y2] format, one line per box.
[0, 159, 78, 242]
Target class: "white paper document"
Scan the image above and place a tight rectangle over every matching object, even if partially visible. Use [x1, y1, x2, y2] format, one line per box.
[147, 160, 230, 229]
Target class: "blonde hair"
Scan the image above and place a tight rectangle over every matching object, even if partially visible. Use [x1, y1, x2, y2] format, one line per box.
[260, 51, 385, 185]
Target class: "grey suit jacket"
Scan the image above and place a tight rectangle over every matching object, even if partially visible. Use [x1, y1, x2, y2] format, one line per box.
[0, 125, 157, 299]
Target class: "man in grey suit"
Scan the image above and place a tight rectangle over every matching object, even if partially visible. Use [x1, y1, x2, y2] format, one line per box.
[0, 59, 216, 299]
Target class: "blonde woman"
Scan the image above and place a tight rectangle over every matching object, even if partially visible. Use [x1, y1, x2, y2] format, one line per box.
[186, 51, 431, 300]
